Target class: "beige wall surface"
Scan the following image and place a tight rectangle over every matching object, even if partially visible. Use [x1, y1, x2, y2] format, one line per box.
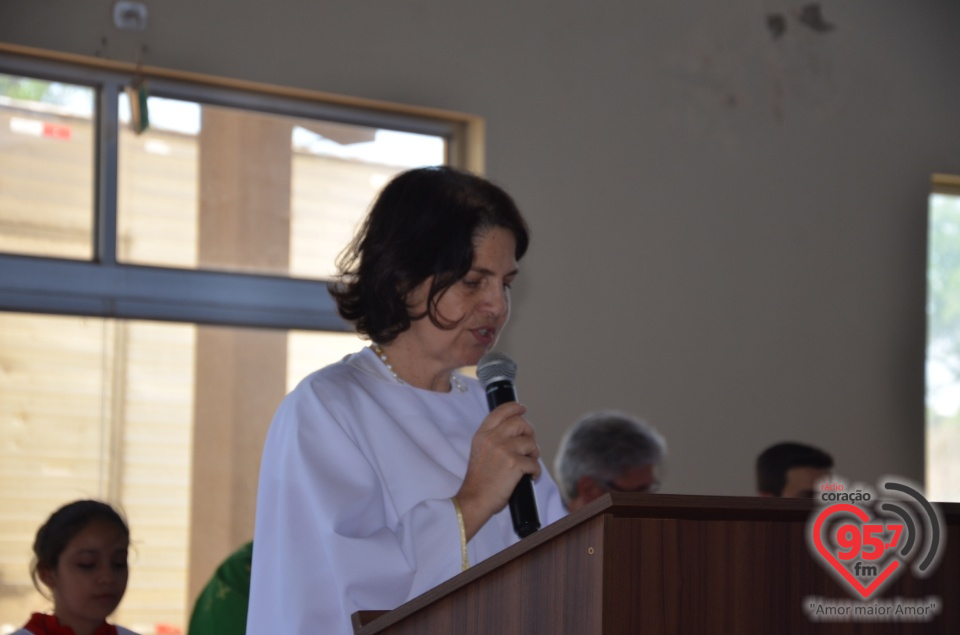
[2, 1, 958, 500]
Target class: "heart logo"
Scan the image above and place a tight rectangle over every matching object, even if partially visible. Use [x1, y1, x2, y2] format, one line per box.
[811, 503, 903, 599]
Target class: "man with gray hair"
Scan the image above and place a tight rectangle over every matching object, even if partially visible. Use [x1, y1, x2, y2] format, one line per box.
[553, 410, 667, 512]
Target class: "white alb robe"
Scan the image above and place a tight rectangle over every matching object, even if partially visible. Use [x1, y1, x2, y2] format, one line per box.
[246, 347, 566, 635]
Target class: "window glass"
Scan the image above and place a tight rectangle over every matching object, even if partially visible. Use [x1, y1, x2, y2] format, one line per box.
[117, 96, 200, 268]
[926, 190, 960, 503]
[117, 96, 446, 279]
[0, 312, 362, 634]
[0, 73, 95, 259]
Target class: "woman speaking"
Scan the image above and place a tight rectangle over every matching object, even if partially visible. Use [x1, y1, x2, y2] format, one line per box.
[246, 166, 566, 635]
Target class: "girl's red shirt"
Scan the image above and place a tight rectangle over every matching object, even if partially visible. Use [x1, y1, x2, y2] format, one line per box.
[22, 613, 118, 635]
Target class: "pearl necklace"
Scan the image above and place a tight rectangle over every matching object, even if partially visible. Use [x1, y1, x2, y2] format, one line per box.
[371, 343, 466, 393]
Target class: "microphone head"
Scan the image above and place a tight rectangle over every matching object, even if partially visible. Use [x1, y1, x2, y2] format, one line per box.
[477, 351, 517, 387]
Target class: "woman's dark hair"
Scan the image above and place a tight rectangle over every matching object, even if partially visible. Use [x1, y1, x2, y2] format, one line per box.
[30, 499, 130, 597]
[330, 166, 530, 344]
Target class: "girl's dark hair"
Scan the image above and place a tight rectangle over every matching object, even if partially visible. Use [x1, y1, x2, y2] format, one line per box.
[329, 166, 530, 344]
[30, 499, 130, 597]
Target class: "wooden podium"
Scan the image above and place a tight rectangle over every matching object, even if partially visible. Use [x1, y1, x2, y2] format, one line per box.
[353, 493, 959, 634]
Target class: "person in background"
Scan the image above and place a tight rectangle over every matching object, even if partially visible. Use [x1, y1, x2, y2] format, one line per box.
[554, 410, 667, 512]
[13, 499, 138, 635]
[247, 166, 567, 635]
[187, 541, 252, 635]
[756, 441, 834, 498]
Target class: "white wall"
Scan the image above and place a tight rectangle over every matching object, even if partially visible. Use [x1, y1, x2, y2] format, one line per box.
[3, 0, 959, 496]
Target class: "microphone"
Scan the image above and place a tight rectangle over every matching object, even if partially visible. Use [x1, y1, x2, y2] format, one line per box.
[476, 351, 541, 538]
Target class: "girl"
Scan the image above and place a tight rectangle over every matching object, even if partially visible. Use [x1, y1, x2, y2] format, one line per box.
[13, 500, 138, 635]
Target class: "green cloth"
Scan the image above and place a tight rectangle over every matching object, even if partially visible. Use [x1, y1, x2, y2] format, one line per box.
[188, 541, 253, 635]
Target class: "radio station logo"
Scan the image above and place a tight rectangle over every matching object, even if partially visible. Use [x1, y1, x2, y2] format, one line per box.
[804, 476, 945, 622]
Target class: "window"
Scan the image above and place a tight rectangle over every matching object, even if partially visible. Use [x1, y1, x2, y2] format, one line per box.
[0, 49, 478, 635]
[0, 73, 95, 259]
[926, 173, 960, 503]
